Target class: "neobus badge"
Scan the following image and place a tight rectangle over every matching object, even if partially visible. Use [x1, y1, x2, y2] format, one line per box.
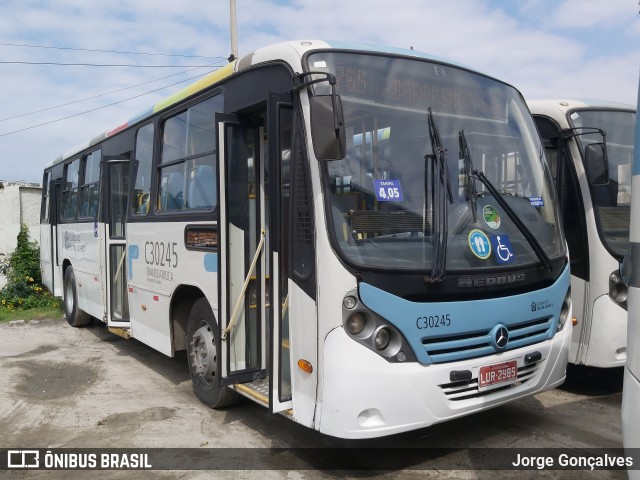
[458, 273, 526, 288]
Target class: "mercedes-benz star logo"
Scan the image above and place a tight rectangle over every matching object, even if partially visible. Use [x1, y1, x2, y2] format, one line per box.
[494, 325, 509, 350]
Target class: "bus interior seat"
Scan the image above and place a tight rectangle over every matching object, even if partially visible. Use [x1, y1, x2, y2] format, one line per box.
[160, 172, 184, 210]
[188, 165, 216, 209]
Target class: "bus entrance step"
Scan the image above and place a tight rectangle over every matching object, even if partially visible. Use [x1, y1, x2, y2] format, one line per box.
[107, 327, 131, 340]
[234, 379, 270, 408]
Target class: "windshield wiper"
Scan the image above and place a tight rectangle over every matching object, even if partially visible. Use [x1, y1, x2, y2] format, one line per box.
[459, 130, 478, 223]
[458, 129, 553, 272]
[425, 108, 453, 283]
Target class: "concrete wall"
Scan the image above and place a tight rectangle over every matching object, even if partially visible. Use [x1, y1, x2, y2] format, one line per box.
[0, 182, 42, 289]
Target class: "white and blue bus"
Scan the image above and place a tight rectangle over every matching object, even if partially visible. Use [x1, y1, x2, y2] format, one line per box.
[40, 40, 571, 439]
[622, 77, 640, 475]
[528, 100, 636, 368]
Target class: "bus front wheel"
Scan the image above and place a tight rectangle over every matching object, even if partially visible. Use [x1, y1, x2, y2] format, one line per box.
[63, 267, 91, 327]
[186, 298, 241, 408]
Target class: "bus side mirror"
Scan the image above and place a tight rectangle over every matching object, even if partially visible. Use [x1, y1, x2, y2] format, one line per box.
[584, 143, 609, 186]
[309, 94, 346, 161]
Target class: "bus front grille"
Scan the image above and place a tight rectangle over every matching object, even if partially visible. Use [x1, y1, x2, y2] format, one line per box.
[422, 316, 553, 364]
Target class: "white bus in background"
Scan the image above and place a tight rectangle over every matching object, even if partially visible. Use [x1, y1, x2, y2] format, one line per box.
[528, 99, 636, 368]
[40, 40, 572, 439]
[622, 77, 640, 477]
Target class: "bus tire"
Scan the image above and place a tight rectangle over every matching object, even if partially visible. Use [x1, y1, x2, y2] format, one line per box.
[63, 266, 91, 327]
[187, 297, 242, 409]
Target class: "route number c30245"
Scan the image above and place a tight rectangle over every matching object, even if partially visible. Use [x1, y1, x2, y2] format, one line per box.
[416, 314, 451, 330]
[144, 241, 178, 268]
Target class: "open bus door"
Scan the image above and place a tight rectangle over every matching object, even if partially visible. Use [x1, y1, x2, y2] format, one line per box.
[102, 156, 130, 328]
[216, 113, 269, 400]
[267, 92, 294, 413]
[216, 99, 294, 413]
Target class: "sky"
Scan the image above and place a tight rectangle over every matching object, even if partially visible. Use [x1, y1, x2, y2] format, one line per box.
[0, 0, 638, 183]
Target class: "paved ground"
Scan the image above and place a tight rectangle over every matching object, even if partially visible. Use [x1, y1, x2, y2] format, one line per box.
[0, 317, 627, 479]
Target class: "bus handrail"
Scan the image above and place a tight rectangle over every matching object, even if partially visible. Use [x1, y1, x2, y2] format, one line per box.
[221, 229, 266, 340]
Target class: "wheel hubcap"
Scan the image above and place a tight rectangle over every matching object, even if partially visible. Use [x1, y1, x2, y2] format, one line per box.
[189, 322, 216, 385]
[64, 282, 73, 314]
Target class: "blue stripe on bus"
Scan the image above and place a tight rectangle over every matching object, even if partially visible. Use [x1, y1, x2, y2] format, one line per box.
[204, 253, 218, 273]
[128, 245, 139, 280]
[358, 266, 570, 365]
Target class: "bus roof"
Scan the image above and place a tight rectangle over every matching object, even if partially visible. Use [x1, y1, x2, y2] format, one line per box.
[45, 40, 486, 169]
[528, 98, 635, 115]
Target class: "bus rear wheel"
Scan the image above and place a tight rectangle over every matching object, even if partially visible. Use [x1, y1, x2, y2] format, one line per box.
[63, 266, 91, 327]
[187, 298, 241, 408]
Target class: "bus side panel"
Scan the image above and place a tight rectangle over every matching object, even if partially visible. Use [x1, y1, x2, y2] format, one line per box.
[127, 222, 177, 356]
[584, 237, 627, 367]
[584, 295, 627, 367]
[288, 281, 318, 429]
[568, 277, 588, 363]
[622, 80, 640, 463]
[61, 222, 104, 320]
[128, 286, 173, 356]
[127, 221, 218, 357]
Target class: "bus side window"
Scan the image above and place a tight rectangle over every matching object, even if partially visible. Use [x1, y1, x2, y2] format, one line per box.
[188, 164, 216, 209]
[79, 149, 101, 219]
[162, 114, 188, 163]
[132, 123, 154, 215]
[157, 94, 221, 212]
[160, 170, 185, 211]
[62, 158, 80, 220]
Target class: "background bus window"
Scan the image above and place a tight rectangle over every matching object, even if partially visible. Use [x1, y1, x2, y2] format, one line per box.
[132, 123, 154, 215]
[79, 149, 101, 218]
[62, 158, 80, 220]
[158, 95, 222, 212]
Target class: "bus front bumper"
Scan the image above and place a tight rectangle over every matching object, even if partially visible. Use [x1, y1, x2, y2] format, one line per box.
[318, 322, 571, 439]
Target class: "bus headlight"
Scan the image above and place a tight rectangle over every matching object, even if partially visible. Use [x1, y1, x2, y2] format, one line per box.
[374, 327, 391, 350]
[341, 288, 417, 363]
[558, 287, 571, 331]
[343, 295, 357, 309]
[609, 270, 628, 307]
[346, 312, 367, 335]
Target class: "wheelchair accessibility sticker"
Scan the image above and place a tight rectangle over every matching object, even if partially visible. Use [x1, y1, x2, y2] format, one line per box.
[490, 234, 515, 264]
[468, 229, 491, 259]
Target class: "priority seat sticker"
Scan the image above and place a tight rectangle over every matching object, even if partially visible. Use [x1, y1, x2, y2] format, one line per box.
[468, 229, 491, 259]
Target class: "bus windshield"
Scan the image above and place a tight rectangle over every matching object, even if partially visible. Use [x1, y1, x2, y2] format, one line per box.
[568, 109, 636, 257]
[307, 51, 565, 272]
